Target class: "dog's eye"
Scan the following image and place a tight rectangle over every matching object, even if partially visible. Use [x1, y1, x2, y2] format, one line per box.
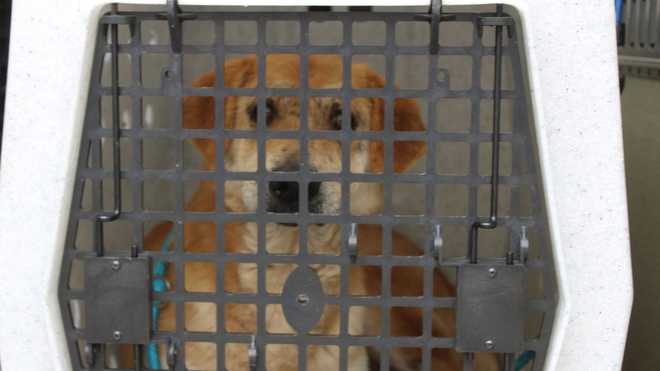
[247, 99, 276, 126]
[329, 102, 342, 130]
[329, 102, 358, 130]
[350, 114, 358, 130]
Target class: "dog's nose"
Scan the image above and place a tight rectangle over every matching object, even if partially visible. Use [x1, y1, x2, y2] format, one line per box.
[267, 181, 323, 214]
[269, 182, 299, 206]
[308, 182, 321, 201]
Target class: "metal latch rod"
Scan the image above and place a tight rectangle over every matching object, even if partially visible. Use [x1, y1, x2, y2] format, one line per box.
[95, 4, 137, 257]
[468, 4, 506, 264]
[96, 3, 123, 237]
[88, 9, 143, 369]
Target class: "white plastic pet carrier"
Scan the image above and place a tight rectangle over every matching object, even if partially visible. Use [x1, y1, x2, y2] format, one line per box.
[0, 1, 631, 371]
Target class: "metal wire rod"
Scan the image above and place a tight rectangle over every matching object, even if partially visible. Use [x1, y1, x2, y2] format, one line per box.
[468, 4, 504, 264]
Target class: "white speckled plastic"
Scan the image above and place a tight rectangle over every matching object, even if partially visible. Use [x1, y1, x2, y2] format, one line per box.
[0, 1, 631, 370]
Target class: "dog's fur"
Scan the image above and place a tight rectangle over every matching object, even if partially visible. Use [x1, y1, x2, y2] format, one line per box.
[131, 55, 499, 371]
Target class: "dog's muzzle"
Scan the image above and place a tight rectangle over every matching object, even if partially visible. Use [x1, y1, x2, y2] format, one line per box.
[267, 181, 322, 220]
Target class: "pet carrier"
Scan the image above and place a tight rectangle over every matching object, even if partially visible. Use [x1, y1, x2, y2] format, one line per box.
[0, 1, 631, 371]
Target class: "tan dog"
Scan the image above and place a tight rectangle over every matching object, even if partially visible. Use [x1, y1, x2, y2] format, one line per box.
[132, 55, 499, 371]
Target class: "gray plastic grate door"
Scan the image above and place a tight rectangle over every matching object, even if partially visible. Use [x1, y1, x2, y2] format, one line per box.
[58, 6, 556, 371]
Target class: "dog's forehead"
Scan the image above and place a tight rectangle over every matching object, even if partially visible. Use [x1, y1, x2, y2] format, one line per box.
[250, 54, 371, 89]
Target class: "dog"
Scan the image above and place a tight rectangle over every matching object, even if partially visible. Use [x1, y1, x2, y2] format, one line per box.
[132, 55, 499, 371]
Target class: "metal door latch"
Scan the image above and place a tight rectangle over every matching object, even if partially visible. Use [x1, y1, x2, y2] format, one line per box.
[167, 340, 179, 370]
[520, 225, 529, 263]
[347, 223, 358, 261]
[249, 335, 258, 371]
[457, 4, 526, 357]
[431, 224, 443, 263]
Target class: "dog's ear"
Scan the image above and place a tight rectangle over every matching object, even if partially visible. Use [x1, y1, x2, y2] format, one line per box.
[357, 65, 427, 173]
[182, 72, 215, 167]
[183, 57, 256, 168]
[393, 98, 427, 173]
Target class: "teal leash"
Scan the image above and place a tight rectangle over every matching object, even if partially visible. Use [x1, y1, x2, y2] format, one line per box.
[515, 351, 535, 370]
[148, 229, 175, 369]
